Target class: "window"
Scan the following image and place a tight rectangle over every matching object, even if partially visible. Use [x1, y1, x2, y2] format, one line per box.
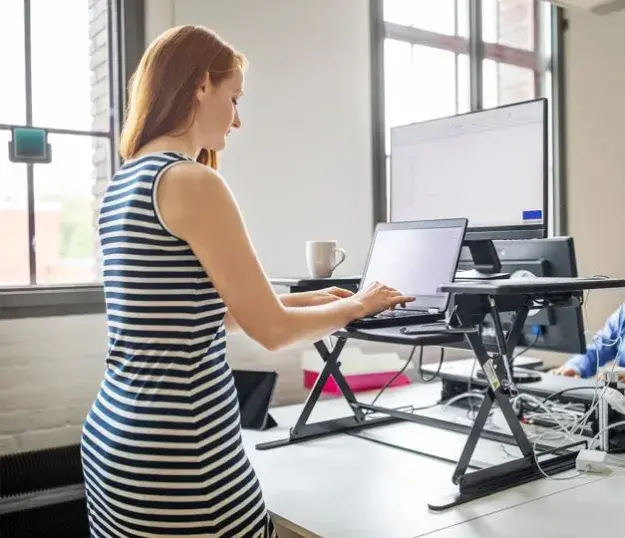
[376, 0, 560, 232]
[0, 0, 144, 317]
[383, 0, 471, 150]
[0, 0, 114, 287]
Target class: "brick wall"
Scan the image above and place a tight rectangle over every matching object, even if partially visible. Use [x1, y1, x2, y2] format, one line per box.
[497, 0, 536, 104]
[0, 315, 108, 455]
[89, 0, 111, 275]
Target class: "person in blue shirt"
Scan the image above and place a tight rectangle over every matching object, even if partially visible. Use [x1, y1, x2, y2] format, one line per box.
[551, 304, 625, 381]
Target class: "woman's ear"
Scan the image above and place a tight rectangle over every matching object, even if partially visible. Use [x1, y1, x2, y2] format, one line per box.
[196, 71, 211, 100]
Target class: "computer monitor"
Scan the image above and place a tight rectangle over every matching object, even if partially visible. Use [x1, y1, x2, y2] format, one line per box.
[449, 237, 586, 368]
[389, 98, 548, 241]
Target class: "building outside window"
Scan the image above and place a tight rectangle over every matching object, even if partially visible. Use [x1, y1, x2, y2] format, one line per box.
[0, 0, 116, 287]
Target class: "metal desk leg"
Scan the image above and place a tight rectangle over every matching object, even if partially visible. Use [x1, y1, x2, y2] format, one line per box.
[428, 299, 583, 511]
[255, 337, 398, 450]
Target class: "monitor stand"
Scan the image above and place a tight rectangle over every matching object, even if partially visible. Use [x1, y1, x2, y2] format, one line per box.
[456, 268, 510, 280]
[476, 365, 542, 384]
[456, 239, 510, 280]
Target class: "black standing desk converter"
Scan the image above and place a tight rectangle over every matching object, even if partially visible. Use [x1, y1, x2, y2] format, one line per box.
[433, 276, 625, 510]
[271, 269, 459, 446]
[254, 326, 467, 453]
[264, 275, 625, 510]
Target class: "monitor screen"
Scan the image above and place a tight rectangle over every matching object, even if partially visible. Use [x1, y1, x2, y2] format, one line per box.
[390, 99, 546, 232]
[361, 223, 466, 311]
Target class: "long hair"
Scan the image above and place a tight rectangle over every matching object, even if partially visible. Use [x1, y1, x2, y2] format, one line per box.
[119, 25, 246, 169]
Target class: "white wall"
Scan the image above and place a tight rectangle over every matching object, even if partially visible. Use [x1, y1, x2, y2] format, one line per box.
[148, 0, 375, 277]
[564, 9, 625, 331]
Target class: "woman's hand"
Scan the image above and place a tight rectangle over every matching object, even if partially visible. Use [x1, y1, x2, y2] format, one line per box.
[350, 281, 415, 318]
[307, 286, 354, 306]
[284, 287, 354, 307]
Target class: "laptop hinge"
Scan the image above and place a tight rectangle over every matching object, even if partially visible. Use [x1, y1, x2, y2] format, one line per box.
[427, 308, 440, 314]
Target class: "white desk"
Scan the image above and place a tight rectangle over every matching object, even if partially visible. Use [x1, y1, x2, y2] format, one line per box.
[242, 383, 617, 538]
[426, 473, 625, 538]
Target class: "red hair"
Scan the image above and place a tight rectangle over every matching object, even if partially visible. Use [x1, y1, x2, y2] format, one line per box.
[119, 25, 246, 169]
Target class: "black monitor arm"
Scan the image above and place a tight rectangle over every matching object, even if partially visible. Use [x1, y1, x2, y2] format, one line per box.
[458, 239, 510, 280]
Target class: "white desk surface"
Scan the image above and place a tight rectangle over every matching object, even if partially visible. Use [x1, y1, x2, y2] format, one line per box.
[242, 383, 618, 538]
[426, 473, 625, 538]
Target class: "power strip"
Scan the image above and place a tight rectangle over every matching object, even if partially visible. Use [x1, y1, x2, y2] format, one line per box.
[575, 449, 610, 474]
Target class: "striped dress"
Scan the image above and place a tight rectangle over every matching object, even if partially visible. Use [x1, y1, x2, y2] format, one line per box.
[80, 151, 277, 538]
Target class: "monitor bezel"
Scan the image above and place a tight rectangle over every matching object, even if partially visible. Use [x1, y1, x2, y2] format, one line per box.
[388, 97, 549, 241]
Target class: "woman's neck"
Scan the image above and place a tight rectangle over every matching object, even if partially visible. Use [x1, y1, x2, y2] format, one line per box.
[134, 135, 200, 161]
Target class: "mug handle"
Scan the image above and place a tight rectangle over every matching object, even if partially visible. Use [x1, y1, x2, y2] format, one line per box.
[331, 248, 346, 271]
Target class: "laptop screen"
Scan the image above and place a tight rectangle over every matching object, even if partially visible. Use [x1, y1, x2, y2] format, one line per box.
[360, 220, 467, 312]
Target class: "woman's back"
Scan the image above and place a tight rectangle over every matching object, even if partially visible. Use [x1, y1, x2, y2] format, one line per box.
[99, 151, 226, 363]
[81, 152, 277, 538]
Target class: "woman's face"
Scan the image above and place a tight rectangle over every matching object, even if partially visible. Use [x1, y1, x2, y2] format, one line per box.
[194, 67, 244, 151]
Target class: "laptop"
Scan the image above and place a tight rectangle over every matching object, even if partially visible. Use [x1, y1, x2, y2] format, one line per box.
[347, 218, 468, 329]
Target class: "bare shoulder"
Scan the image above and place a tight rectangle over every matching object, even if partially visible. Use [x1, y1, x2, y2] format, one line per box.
[159, 160, 230, 198]
[156, 162, 239, 239]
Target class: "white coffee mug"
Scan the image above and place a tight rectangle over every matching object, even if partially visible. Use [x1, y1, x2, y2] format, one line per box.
[306, 240, 347, 278]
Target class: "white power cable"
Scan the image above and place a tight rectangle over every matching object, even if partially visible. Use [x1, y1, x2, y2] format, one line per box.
[528, 292, 624, 480]
[442, 391, 485, 409]
[489, 290, 625, 481]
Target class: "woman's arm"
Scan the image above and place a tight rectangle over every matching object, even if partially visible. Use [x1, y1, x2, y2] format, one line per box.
[156, 164, 411, 350]
[224, 292, 295, 332]
[224, 288, 352, 332]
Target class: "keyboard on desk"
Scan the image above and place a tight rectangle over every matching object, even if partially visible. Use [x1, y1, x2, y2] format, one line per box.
[347, 308, 443, 329]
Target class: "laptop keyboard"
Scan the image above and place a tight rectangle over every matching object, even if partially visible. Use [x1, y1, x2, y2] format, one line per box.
[347, 308, 443, 329]
[375, 309, 426, 319]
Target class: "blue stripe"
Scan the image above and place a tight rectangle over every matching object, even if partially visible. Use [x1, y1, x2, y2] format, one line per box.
[522, 209, 542, 220]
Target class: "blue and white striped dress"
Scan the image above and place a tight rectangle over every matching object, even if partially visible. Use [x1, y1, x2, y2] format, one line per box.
[80, 151, 277, 538]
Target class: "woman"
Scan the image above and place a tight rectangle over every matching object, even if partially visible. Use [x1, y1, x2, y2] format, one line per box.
[80, 25, 414, 537]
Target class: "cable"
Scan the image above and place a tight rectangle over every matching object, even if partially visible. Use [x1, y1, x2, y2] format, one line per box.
[512, 332, 540, 361]
[369, 343, 447, 408]
[530, 331, 623, 481]
[419, 347, 445, 383]
[442, 390, 485, 409]
[588, 419, 625, 450]
[520, 386, 597, 414]
[369, 345, 418, 408]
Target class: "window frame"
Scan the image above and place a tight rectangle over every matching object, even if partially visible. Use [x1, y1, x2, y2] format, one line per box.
[0, 0, 145, 319]
[370, 0, 567, 236]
